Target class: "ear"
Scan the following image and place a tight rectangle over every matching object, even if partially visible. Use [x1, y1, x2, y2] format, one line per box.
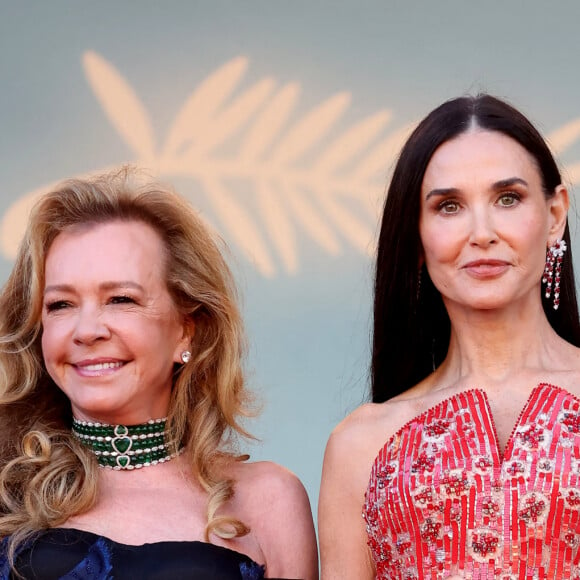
[173, 316, 195, 364]
[547, 184, 569, 242]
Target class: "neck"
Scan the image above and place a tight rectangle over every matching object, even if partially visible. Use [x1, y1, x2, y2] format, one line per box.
[439, 299, 567, 384]
[72, 417, 183, 470]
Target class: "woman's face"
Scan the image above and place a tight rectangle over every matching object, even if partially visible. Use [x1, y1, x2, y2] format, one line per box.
[41, 220, 191, 424]
[419, 129, 567, 313]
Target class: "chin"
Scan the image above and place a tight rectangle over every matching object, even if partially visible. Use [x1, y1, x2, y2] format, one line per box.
[72, 402, 127, 423]
[468, 297, 517, 311]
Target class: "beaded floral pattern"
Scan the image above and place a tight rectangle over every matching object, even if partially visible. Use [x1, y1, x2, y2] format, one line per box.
[363, 384, 580, 579]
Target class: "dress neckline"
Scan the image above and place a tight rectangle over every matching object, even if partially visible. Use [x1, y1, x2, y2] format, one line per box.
[363, 381, 580, 578]
[7, 526, 266, 580]
[47, 526, 260, 563]
[376, 382, 578, 466]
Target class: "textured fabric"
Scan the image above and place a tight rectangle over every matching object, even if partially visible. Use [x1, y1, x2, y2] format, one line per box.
[1, 528, 265, 579]
[364, 383, 580, 579]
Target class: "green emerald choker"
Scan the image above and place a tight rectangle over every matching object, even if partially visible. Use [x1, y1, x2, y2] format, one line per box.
[72, 417, 183, 470]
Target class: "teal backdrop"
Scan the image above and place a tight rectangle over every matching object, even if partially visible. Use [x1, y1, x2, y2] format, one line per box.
[3, 0, 580, 524]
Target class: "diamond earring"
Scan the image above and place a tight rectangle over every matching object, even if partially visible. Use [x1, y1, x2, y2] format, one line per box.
[181, 350, 192, 364]
[542, 239, 567, 310]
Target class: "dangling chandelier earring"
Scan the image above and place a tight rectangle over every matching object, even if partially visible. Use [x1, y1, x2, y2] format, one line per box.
[542, 239, 567, 310]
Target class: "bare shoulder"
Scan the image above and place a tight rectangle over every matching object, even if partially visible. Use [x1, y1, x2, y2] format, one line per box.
[318, 402, 411, 579]
[231, 460, 309, 507]
[230, 460, 318, 579]
[319, 392, 439, 579]
[326, 397, 419, 467]
[320, 401, 404, 511]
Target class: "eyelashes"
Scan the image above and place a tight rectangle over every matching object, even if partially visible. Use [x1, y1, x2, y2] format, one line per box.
[44, 295, 138, 313]
[437, 200, 460, 214]
[496, 192, 521, 207]
[45, 300, 70, 312]
[108, 295, 137, 305]
[435, 192, 522, 215]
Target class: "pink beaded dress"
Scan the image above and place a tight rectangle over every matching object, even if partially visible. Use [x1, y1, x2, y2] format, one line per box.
[363, 383, 580, 579]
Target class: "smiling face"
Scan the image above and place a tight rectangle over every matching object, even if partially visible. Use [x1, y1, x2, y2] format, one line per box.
[419, 129, 568, 313]
[41, 220, 192, 424]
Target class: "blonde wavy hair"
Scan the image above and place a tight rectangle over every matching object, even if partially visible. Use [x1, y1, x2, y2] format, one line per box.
[0, 166, 253, 557]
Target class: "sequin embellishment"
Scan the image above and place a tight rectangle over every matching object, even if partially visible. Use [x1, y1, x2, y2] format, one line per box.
[363, 384, 580, 579]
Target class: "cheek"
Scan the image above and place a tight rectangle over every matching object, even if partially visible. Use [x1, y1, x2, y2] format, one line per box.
[420, 225, 456, 267]
[40, 320, 62, 367]
[40, 331, 54, 370]
[40, 323, 49, 358]
[502, 213, 548, 263]
[419, 224, 461, 294]
[529, 243, 549, 275]
[502, 209, 544, 237]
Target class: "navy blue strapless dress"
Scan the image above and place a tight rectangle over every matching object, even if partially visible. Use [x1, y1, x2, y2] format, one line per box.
[0, 528, 265, 579]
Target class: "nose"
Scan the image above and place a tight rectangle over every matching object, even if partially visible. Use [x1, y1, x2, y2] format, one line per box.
[72, 305, 111, 345]
[468, 205, 498, 247]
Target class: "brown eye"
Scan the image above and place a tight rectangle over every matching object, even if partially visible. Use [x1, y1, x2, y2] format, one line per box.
[497, 192, 520, 207]
[439, 200, 460, 214]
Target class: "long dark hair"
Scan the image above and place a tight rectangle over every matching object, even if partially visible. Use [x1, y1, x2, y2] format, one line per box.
[372, 94, 580, 403]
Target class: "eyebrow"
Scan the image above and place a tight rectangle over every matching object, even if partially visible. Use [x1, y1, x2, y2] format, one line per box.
[424, 177, 529, 200]
[43, 281, 145, 295]
[424, 187, 459, 201]
[492, 177, 529, 189]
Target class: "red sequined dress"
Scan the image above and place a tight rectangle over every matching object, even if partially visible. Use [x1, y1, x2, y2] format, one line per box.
[363, 384, 580, 579]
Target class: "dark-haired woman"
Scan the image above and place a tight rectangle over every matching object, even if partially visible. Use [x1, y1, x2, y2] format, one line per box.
[319, 95, 580, 579]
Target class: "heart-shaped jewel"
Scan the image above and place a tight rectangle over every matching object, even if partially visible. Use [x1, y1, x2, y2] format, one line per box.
[112, 436, 132, 454]
[114, 425, 129, 437]
[116, 455, 130, 468]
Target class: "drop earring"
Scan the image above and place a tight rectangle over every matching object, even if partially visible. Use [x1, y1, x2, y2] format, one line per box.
[181, 350, 192, 364]
[417, 267, 422, 300]
[542, 239, 567, 310]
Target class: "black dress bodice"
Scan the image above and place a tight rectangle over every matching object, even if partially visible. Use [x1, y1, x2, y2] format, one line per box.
[1, 528, 265, 579]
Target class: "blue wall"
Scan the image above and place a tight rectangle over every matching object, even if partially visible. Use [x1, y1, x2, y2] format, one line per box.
[3, 1, 580, 522]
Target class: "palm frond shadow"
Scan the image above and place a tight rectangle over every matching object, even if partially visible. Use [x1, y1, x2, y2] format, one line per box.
[4, 53, 580, 277]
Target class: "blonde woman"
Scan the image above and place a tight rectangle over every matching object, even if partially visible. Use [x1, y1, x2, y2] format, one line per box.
[0, 167, 318, 579]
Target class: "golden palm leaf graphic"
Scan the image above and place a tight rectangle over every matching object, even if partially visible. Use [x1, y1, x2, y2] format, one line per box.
[3, 53, 580, 277]
[547, 120, 580, 184]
